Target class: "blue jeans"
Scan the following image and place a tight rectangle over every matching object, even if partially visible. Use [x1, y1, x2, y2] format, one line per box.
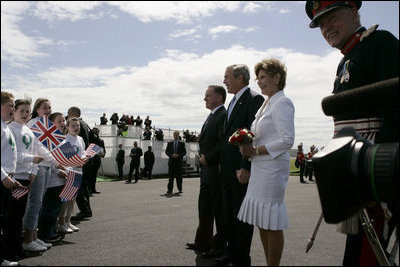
[23, 165, 51, 231]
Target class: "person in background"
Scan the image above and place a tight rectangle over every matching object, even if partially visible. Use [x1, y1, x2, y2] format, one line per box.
[100, 113, 108, 125]
[116, 144, 125, 180]
[295, 143, 306, 184]
[142, 146, 155, 180]
[165, 131, 186, 194]
[127, 141, 142, 184]
[304, 145, 315, 182]
[88, 127, 105, 195]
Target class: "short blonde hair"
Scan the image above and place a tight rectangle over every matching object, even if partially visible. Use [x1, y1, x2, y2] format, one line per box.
[254, 58, 287, 90]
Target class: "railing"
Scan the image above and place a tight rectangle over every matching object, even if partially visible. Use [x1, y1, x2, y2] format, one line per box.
[95, 124, 199, 176]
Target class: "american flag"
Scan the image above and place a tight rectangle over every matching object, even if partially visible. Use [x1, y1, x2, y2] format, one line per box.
[30, 115, 65, 151]
[59, 170, 82, 201]
[84, 143, 104, 158]
[11, 186, 29, 200]
[51, 142, 87, 167]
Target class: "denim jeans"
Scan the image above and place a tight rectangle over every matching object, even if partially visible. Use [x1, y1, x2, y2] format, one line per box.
[23, 165, 51, 230]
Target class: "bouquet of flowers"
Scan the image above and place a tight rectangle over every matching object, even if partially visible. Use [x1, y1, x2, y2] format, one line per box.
[229, 128, 255, 159]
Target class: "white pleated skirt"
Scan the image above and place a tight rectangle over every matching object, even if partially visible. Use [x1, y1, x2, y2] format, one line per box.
[237, 158, 290, 230]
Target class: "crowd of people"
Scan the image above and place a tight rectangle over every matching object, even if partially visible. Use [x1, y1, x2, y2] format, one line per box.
[295, 143, 319, 183]
[2, 1, 398, 266]
[1, 94, 106, 266]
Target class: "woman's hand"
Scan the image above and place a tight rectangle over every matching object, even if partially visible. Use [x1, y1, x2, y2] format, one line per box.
[239, 144, 255, 157]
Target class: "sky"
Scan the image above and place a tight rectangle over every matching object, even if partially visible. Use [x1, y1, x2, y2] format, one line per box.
[1, 1, 399, 150]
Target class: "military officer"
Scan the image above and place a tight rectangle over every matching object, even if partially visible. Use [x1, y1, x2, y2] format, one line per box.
[306, 1, 399, 265]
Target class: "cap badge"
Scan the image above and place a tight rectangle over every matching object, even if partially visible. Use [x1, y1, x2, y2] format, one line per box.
[312, 1, 320, 12]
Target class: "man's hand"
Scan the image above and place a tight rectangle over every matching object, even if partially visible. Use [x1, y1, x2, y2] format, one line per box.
[236, 168, 250, 184]
[172, 153, 180, 159]
[199, 154, 208, 166]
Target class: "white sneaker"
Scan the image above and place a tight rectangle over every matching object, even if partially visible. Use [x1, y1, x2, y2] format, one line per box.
[58, 223, 73, 234]
[22, 241, 47, 252]
[1, 260, 19, 266]
[35, 238, 52, 249]
[68, 222, 79, 232]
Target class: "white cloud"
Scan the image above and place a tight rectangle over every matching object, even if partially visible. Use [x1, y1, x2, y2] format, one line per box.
[1, 2, 49, 68]
[33, 1, 104, 22]
[6, 45, 340, 148]
[208, 25, 257, 39]
[168, 26, 202, 41]
[108, 1, 241, 24]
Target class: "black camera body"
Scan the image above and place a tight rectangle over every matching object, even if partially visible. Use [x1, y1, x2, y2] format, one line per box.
[312, 127, 398, 223]
[312, 78, 399, 223]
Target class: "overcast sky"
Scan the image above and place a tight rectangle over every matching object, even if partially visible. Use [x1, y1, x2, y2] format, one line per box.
[2, 1, 399, 149]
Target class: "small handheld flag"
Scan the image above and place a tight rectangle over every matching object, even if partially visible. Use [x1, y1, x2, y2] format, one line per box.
[51, 142, 87, 167]
[84, 143, 104, 158]
[59, 170, 82, 201]
[30, 115, 65, 151]
[11, 186, 29, 200]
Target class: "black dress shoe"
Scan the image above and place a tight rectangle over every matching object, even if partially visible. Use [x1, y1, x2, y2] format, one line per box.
[213, 255, 231, 266]
[43, 234, 63, 244]
[186, 243, 205, 251]
[93, 191, 101, 194]
[72, 212, 92, 220]
[201, 249, 225, 259]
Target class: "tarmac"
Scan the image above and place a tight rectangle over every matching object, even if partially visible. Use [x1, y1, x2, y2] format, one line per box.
[19, 176, 348, 266]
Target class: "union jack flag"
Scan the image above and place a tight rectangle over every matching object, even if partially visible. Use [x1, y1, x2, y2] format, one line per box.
[30, 115, 65, 151]
[84, 143, 104, 158]
[59, 170, 82, 202]
[11, 186, 29, 200]
[51, 142, 87, 167]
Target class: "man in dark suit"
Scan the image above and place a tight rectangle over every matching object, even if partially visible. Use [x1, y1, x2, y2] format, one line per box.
[88, 127, 106, 194]
[186, 85, 227, 256]
[165, 131, 186, 194]
[219, 64, 264, 266]
[127, 141, 143, 184]
[68, 106, 93, 220]
[142, 146, 155, 179]
[116, 144, 125, 180]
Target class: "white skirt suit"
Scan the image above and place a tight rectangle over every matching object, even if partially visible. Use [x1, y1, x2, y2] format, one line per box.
[237, 90, 295, 230]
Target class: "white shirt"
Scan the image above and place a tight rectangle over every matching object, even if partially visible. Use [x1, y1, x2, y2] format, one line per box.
[9, 121, 40, 180]
[1, 119, 17, 181]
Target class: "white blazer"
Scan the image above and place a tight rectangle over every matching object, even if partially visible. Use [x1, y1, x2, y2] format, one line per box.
[251, 90, 295, 161]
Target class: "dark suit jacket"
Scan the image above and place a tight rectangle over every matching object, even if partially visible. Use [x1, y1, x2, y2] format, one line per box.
[199, 106, 226, 185]
[129, 147, 143, 166]
[144, 151, 155, 167]
[116, 149, 125, 164]
[165, 140, 186, 170]
[220, 88, 264, 185]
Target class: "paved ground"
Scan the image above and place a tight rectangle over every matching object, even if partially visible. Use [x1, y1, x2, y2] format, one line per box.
[19, 176, 348, 266]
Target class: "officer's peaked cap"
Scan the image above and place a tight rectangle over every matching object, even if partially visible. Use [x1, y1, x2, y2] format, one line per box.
[306, 1, 361, 28]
